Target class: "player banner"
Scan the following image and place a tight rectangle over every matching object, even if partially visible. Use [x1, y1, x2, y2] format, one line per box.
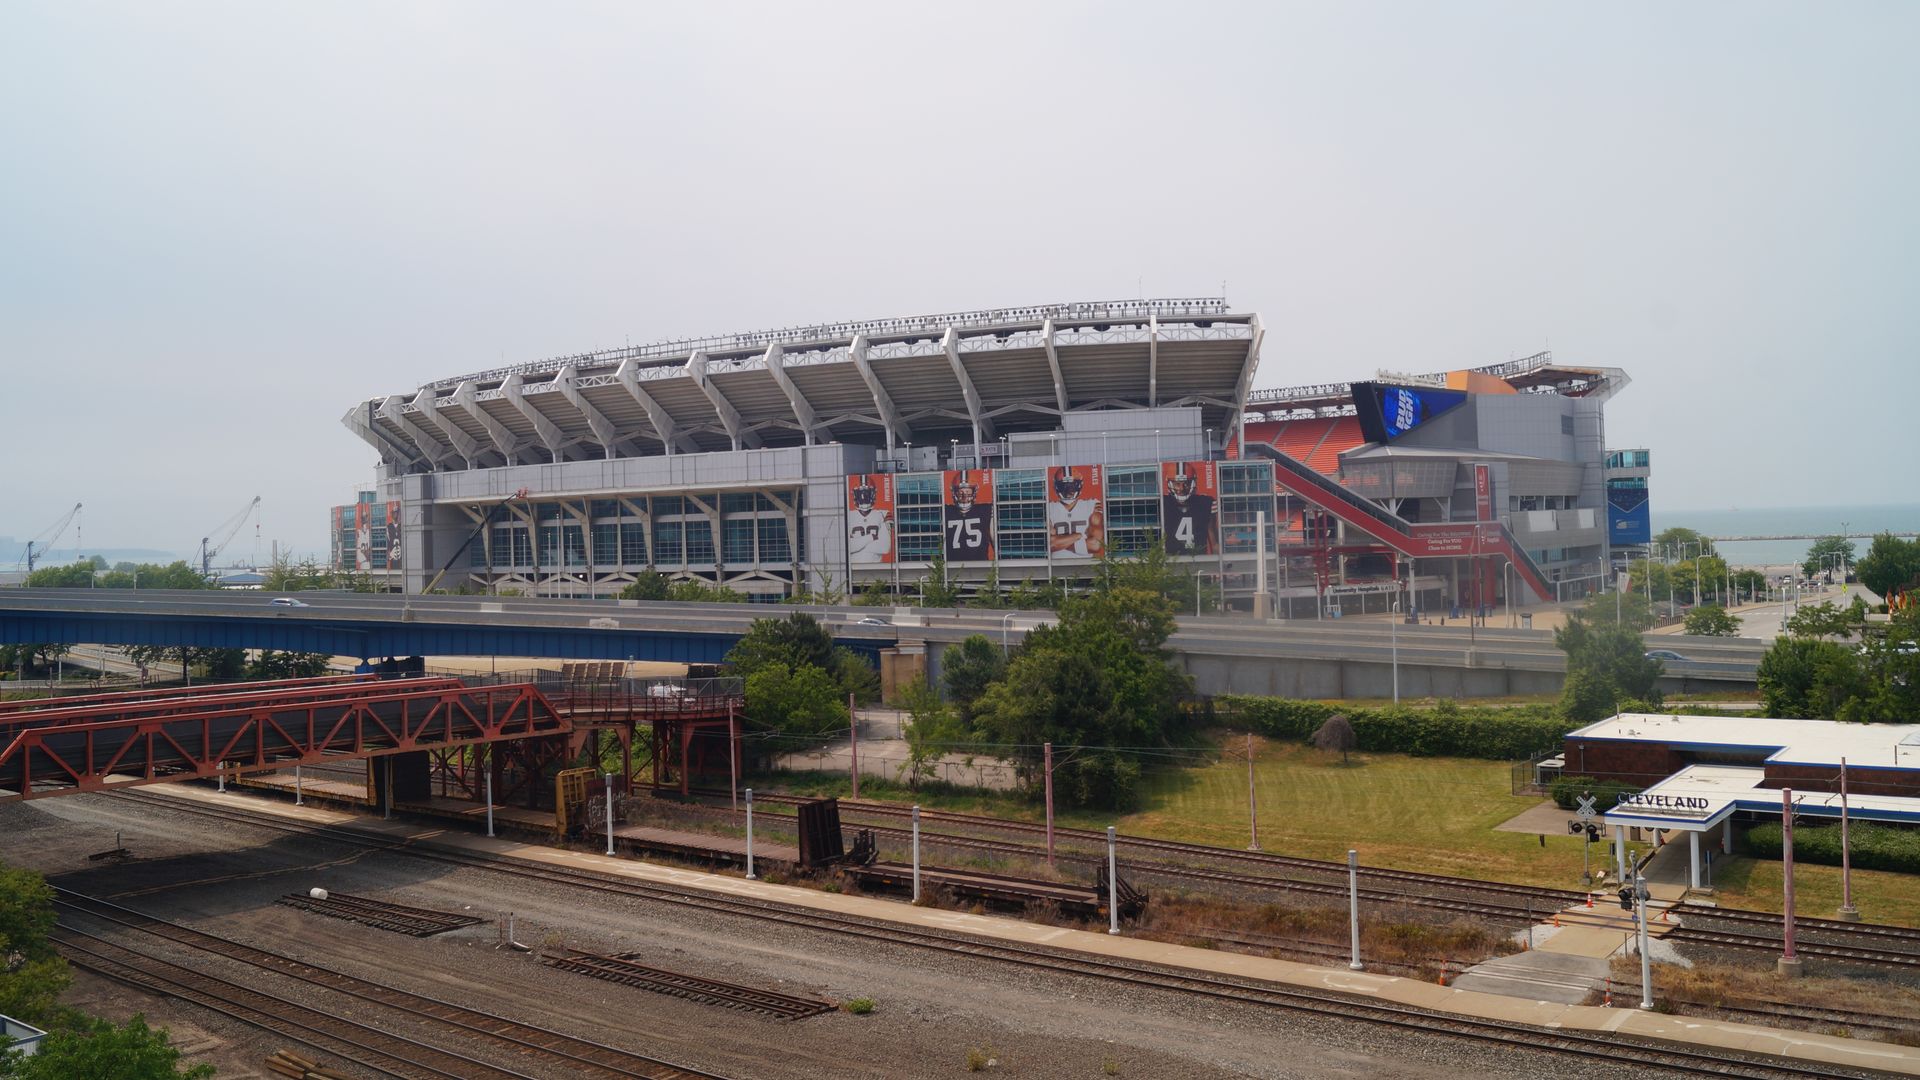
[846, 473, 895, 564]
[1160, 460, 1218, 555]
[1047, 464, 1104, 559]
[386, 501, 404, 568]
[354, 507, 372, 571]
[943, 469, 994, 562]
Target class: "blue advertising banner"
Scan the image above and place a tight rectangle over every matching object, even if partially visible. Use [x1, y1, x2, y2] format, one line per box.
[1353, 382, 1470, 442]
[1607, 486, 1652, 545]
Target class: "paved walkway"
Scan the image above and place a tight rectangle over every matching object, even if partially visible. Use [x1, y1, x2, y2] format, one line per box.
[141, 782, 1920, 1077]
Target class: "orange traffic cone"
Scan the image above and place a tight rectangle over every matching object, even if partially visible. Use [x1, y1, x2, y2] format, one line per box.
[1603, 978, 1613, 1007]
[1437, 959, 1449, 986]
[1553, 913, 1561, 928]
[1586, 892, 1594, 908]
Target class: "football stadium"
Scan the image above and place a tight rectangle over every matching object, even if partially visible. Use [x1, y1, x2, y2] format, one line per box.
[340, 298, 1636, 616]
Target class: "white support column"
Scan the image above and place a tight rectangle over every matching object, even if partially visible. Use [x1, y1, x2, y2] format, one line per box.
[941, 327, 996, 448]
[1688, 829, 1702, 890]
[1613, 824, 1628, 883]
[615, 358, 693, 455]
[412, 388, 483, 468]
[1230, 315, 1265, 428]
[340, 403, 424, 469]
[849, 335, 910, 451]
[556, 365, 631, 459]
[685, 350, 760, 451]
[1040, 319, 1070, 414]
[452, 380, 521, 465]
[502, 373, 573, 461]
[1147, 312, 1159, 407]
[764, 344, 827, 445]
[381, 394, 452, 467]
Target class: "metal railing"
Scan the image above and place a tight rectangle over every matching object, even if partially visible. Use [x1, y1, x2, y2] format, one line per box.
[420, 297, 1233, 391]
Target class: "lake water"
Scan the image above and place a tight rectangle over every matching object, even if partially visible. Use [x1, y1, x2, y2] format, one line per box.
[1651, 503, 1920, 568]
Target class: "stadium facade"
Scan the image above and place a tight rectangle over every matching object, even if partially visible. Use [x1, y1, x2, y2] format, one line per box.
[340, 298, 1633, 616]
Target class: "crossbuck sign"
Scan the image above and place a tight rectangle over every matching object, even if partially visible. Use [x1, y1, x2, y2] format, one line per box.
[1574, 795, 1599, 821]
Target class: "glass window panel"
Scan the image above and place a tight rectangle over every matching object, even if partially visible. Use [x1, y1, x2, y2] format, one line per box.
[654, 521, 684, 564]
[758, 518, 791, 562]
[723, 519, 756, 562]
[620, 522, 647, 565]
[685, 520, 715, 563]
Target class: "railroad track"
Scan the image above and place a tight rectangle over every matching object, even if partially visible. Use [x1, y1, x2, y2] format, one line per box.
[544, 950, 835, 1020]
[51, 924, 526, 1080]
[52, 886, 729, 1080]
[685, 789, 1920, 961]
[278, 891, 485, 937]
[106, 792, 1891, 1077]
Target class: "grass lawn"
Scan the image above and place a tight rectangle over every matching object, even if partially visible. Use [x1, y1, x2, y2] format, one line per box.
[1052, 739, 1604, 889]
[756, 735, 1920, 925]
[1698, 854, 1920, 929]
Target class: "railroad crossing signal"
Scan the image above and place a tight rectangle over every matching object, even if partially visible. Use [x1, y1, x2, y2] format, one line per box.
[1574, 794, 1599, 821]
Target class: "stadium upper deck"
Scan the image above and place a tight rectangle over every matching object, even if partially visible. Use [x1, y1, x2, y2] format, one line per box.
[345, 298, 1262, 471]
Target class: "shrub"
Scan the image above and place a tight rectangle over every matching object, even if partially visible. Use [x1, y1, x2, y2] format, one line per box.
[1743, 822, 1920, 874]
[1216, 696, 1577, 761]
[1549, 774, 1642, 811]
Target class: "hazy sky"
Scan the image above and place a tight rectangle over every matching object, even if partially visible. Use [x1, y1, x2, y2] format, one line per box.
[3, 2, 1915, 560]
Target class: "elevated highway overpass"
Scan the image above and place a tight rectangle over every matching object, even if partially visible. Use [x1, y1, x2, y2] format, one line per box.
[0, 589, 1763, 698]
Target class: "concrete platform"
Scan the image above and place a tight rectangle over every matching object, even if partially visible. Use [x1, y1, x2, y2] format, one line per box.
[140, 782, 1920, 1078]
[1450, 948, 1609, 1004]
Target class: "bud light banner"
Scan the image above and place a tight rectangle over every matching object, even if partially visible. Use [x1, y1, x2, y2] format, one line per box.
[1160, 461, 1217, 555]
[847, 474, 895, 564]
[1353, 382, 1469, 443]
[1607, 485, 1651, 545]
[1047, 465, 1104, 559]
[943, 469, 995, 562]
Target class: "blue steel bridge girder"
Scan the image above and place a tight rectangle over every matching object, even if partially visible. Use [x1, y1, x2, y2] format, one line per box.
[0, 611, 742, 665]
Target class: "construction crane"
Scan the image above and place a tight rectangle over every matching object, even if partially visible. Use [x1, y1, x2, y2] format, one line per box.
[20, 503, 83, 573]
[200, 496, 262, 580]
[423, 488, 529, 594]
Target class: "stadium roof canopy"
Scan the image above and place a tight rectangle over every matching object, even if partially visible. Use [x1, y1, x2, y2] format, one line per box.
[1244, 352, 1630, 418]
[346, 298, 1263, 472]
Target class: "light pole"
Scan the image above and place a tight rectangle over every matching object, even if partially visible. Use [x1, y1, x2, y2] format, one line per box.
[1153, 428, 1162, 462]
[1390, 596, 1400, 705]
[1000, 612, 1015, 656]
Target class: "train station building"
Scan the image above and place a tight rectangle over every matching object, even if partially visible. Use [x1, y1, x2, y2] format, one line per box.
[1558, 712, 1920, 892]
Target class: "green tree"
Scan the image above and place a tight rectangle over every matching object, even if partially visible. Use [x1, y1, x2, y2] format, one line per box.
[741, 663, 848, 736]
[939, 634, 1006, 721]
[1855, 533, 1920, 599]
[1802, 535, 1857, 579]
[246, 650, 334, 680]
[1554, 612, 1663, 721]
[1757, 637, 1862, 720]
[1578, 588, 1656, 632]
[23, 561, 94, 588]
[618, 572, 671, 601]
[1682, 605, 1741, 637]
[260, 554, 343, 593]
[727, 613, 837, 678]
[0, 865, 67, 1025]
[1785, 598, 1867, 639]
[918, 550, 962, 608]
[0, 644, 70, 679]
[1653, 526, 1717, 559]
[665, 579, 744, 602]
[1006, 577, 1066, 611]
[851, 579, 891, 607]
[968, 587, 1189, 809]
[896, 676, 966, 788]
[3, 1015, 214, 1080]
[832, 647, 881, 706]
